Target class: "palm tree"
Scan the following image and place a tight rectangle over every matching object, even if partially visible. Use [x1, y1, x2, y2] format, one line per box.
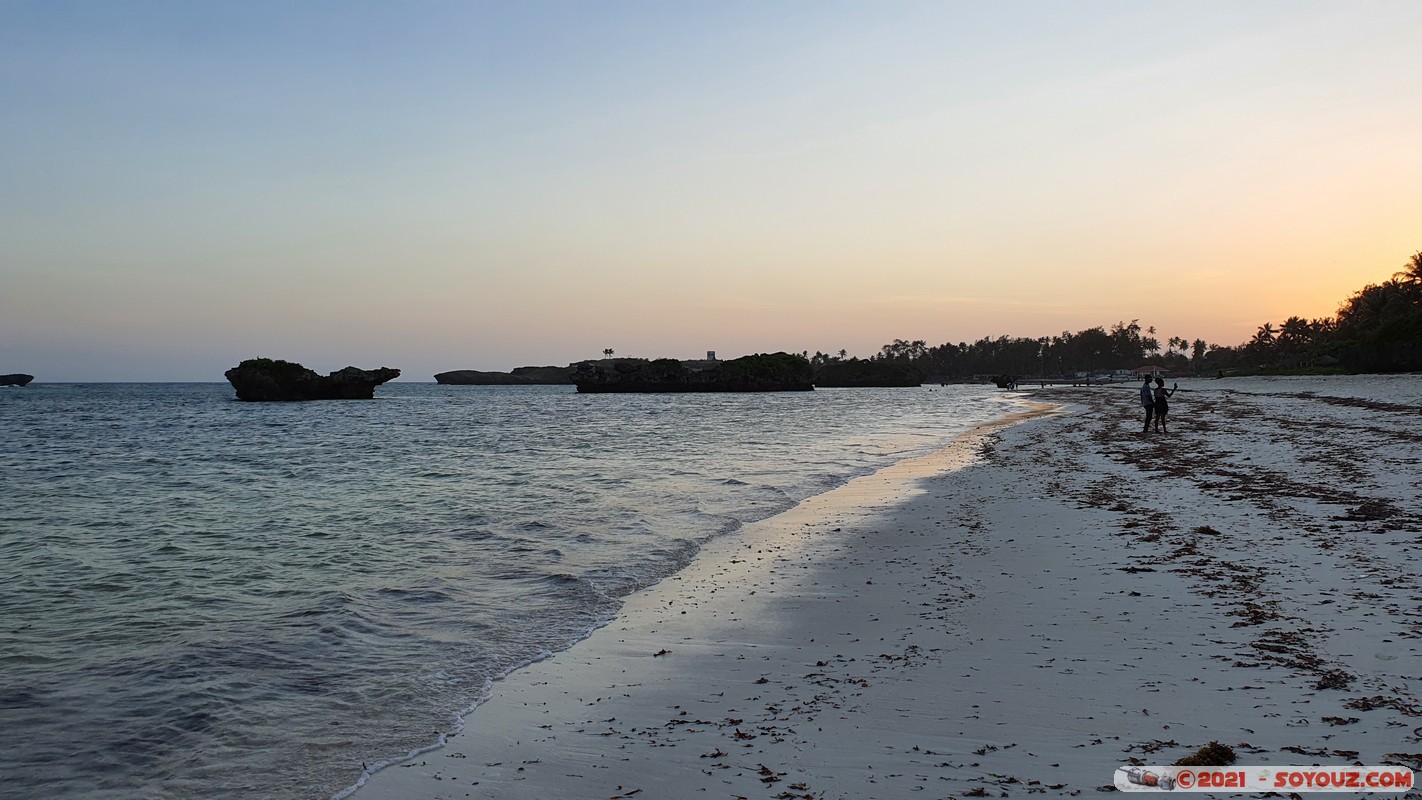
[1338, 287, 1378, 331]
[1394, 251, 1422, 284]
[1393, 252, 1422, 304]
[1278, 317, 1310, 343]
[1248, 322, 1277, 365]
[602, 348, 614, 359]
[1191, 339, 1207, 363]
[1276, 317, 1312, 366]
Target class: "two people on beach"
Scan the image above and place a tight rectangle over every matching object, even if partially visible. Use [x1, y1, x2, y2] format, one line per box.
[1152, 378, 1178, 432]
[1141, 376, 1178, 433]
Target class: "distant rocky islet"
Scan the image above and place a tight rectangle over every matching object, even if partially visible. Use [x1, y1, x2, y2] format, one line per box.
[434, 365, 575, 385]
[571, 352, 814, 393]
[437, 354, 927, 392]
[220, 352, 930, 399]
[224, 359, 399, 401]
[811, 359, 925, 388]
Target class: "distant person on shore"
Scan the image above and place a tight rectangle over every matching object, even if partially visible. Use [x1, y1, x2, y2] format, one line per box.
[1153, 377, 1178, 433]
[1140, 376, 1155, 432]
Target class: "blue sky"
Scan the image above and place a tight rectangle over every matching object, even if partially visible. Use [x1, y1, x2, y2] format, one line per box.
[4, 1, 1420, 380]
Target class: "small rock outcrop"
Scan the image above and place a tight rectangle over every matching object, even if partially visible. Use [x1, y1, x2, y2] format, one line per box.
[435, 369, 524, 385]
[813, 359, 924, 388]
[572, 352, 813, 393]
[224, 359, 399, 401]
[434, 365, 574, 385]
[1, 374, 35, 387]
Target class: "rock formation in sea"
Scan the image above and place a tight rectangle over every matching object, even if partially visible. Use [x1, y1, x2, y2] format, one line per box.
[572, 352, 814, 393]
[224, 359, 400, 401]
[434, 365, 574, 385]
[813, 359, 924, 388]
[0, 374, 35, 387]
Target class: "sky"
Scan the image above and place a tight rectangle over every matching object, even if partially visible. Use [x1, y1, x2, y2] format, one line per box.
[3, 1, 1420, 381]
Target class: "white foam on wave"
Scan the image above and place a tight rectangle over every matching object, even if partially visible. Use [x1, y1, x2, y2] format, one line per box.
[329, 605, 624, 800]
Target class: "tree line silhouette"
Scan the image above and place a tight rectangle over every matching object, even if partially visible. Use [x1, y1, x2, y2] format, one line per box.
[805, 250, 1422, 378]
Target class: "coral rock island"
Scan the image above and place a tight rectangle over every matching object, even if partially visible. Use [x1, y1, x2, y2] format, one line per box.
[224, 359, 400, 401]
[572, 352, 814, 393]
[1, 374, 35, 387]
[434, 365, 574, 385]
[812, 359, 924, 388]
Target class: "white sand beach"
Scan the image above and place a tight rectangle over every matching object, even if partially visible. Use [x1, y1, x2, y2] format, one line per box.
[347, 376, 1422, 800]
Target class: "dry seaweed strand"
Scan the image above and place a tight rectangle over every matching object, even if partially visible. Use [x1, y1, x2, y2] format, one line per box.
[1173, 742, 1237, 767]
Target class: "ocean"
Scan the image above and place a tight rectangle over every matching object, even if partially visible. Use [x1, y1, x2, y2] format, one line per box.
[0, 382, 1010, 799]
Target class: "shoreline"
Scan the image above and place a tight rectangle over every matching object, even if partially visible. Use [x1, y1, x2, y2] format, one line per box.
[347, 378, 1421, 799]
[337, 396, 1059, 799]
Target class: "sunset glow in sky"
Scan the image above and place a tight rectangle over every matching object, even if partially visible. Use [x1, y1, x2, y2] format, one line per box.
[4, 1, 1420, 380]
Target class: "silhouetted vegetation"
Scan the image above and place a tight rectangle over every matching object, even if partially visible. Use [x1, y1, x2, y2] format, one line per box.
[1330, 251, 1422, 372]
[862, 250, 1422, 378]
[572, 352, 813, 392]
[814, 358, 925, 387]
[718, 352, 814, 384]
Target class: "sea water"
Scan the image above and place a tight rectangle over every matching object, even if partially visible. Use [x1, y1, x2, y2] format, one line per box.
[0, 382, 1009, 799]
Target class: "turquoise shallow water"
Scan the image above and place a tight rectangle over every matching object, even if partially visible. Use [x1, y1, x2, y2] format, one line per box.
[0, 382, 1006, 799]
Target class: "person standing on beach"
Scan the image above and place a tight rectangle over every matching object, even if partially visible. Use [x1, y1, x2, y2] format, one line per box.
[1153, 377, 1178, 433]
[1140, 376, 1155, 432]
